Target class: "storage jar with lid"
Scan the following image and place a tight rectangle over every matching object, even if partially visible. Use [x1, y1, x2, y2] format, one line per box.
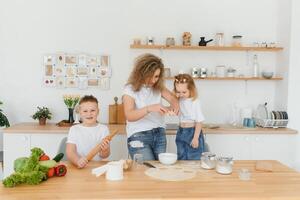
[201, 152, 216, 169]
[216, 156, 234, 174]
[232, 35, 242, 47]
[215, 33, 224, 46]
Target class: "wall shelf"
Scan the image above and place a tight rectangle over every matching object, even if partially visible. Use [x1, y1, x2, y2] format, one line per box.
[130, 44, 283, 52]
[164, 77, 283, 81]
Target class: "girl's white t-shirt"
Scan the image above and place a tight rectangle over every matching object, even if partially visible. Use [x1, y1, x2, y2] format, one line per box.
[67, 123, 109, 161]
[179, 98, 205, 123]
[123, 84, 165, 138]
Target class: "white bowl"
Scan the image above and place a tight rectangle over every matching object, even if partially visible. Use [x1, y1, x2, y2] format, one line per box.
[262, 71, 274, 79]
[158, 153, 177, 165]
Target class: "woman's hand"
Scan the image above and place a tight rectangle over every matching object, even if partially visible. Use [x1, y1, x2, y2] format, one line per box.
[77, 157, 88, 168]
[148, 104, 168, 115]
[190, 137, 199, 148]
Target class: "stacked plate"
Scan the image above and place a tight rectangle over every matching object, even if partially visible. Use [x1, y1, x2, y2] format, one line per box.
[255, 104, 289, 128]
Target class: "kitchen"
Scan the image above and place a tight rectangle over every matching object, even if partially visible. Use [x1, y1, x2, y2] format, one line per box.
[1, 0, 300, 199]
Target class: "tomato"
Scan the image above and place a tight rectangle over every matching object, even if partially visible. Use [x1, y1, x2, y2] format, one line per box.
[47, 167, 55, 178]
[39, 154, 50, 161]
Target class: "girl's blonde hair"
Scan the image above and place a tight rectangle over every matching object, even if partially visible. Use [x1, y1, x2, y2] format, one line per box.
[173, 74, 198, 100]
[127, 53, 165, 92]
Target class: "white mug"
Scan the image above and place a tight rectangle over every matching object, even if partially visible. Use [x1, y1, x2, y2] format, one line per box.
[105, 162, 123, 181]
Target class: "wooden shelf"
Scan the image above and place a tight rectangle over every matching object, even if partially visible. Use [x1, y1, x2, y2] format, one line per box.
[130, 44, 283, 52]
[164, 77, 283, 81]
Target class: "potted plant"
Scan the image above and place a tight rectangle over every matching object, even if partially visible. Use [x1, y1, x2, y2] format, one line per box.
[32, 106, 52, 125]
[0, 101, 10, 128]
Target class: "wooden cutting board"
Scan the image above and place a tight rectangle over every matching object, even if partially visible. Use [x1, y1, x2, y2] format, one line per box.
[109, 97, 126, 124]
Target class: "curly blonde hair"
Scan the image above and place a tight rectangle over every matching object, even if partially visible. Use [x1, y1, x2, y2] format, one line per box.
[173, 74, 198, 100]
[127, 53, 165, 92]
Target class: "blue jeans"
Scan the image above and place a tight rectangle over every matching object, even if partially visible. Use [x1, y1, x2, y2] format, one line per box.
[127, 127, 166, 161]
[176, 127, 205, 160]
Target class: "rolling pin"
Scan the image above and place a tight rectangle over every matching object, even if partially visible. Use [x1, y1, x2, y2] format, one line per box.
[85, 130, 118, 161]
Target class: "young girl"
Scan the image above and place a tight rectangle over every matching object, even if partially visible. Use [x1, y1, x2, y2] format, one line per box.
[173, 74, 205, 160]
[66, 95, 111, 168]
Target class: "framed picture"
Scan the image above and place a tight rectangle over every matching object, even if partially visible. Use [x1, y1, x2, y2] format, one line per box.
[98, 66, 112, 78]
[43, 55, 56, 65]
[66, 65, 77, 77]
[88, 78, 99, 87]
[89, 66, 98, 77]
[77, 66, 89, 76]
[65, 55, 78, 65]
[53, 65, 65, 76]
[56, 53, 65, 66]
[55, 76, 65, 88]
[87, 56, 97, 66]
[45, 64, 53, 76]
[99, 78, 110, 90]
[78, 76, 88, 89]
[66, 77, 78, 88]
[78, 54, 87, 66]
[100, 55, 110, 67]
[43, 77, 55, 87]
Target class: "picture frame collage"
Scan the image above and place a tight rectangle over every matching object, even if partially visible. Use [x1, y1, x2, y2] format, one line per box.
[43, 53, 111, 90]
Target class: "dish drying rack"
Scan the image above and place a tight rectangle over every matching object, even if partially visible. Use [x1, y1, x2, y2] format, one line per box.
[255, 118, 288, 128]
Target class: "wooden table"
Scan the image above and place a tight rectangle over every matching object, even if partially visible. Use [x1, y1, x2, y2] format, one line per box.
[1, 160, 300, 200]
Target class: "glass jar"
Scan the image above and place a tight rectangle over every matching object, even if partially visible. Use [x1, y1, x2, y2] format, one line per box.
[216, 156, 234, 174]
[201, 152, 216, 169]
[215, 33, 224, 46]
[232, 35, 242, 47]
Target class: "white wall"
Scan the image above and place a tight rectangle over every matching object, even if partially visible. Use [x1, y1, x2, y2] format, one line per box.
[288, 0, 300, 170]
[0, 0, 285, 126]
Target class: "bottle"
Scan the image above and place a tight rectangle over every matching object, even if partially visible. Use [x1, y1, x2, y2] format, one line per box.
[253, 54, 260, 77]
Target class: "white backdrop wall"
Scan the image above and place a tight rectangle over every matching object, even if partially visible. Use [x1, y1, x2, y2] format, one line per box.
[0, 0, 285, 126]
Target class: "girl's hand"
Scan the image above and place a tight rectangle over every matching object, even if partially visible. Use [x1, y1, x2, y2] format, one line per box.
[77, 157, 88, 168]
[190, 138, 199, 149]
[99, 137, 110, 151]
[148, 104, 168, 115]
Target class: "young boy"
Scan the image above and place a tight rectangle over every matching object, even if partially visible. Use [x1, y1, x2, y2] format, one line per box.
[66, 95, 110, 168]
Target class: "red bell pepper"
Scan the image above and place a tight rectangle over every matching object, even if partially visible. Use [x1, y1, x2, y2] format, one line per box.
[55, 164, 67, 177]
[47, 167, 55, 178]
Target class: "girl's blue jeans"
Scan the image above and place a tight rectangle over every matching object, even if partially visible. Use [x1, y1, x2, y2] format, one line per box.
[127, 127, 166, 161]
[176, 127, 205, 160]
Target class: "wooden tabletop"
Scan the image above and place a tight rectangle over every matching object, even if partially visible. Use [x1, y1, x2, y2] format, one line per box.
[1, 160, 300, 200]
[3, 123, 297, 135]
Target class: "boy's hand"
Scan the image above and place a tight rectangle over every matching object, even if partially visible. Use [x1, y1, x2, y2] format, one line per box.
[99, 137, 110, 151]
[77, 157, 88, 168]
[190, 138, 199, 149]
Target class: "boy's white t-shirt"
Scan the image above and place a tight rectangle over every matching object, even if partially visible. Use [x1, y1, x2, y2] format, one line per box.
[179, 98, 205, 123]
[123, 84, 165, 138]
[67, 123, 109, 161]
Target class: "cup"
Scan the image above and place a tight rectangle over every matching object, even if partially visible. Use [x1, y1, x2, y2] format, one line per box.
[239, 168, 251, 181]
[105, 162, 123, 181]
[247, 118, 256, 128]
[133, 153, 144, 169]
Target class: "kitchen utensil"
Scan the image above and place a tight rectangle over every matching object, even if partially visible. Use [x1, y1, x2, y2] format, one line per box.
[86, 130, 118, 161]
[198, 37, 213, 46]
[109, 97, 126, 124]
[199, 68, 207, 78]
[191, 67, 200, 78]
[109, 97, 118, 124]
[146, 36, 154, 45]
[239, 168, 251, 181]
[262, 71, 274, 79]
[215, 33, 224, 46]
[143, 162, 156, 168]
[166, 37, 175, 46]
[216, 156, 234, 175]
[106, 161, 123, 181]
[256, 103, 268, 119]
[158, 153, 177, 165]
[232, 35, 242, 47]
[200, 152, 216, 169]
[255, 161, 273, 172]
